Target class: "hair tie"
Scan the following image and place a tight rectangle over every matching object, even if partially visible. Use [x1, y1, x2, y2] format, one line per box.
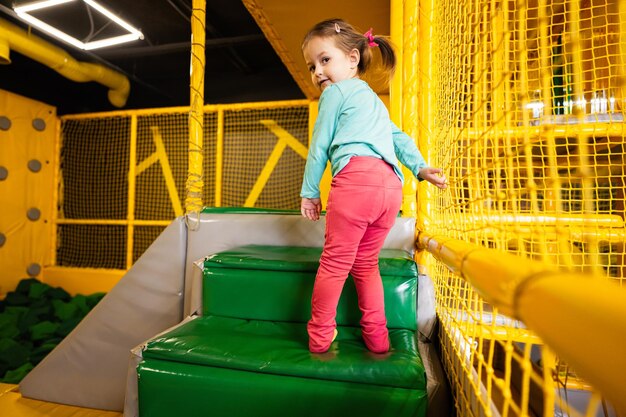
[364, 28, 378, 47]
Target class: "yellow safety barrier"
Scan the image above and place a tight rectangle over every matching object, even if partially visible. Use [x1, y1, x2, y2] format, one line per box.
[408, 0, 626, 416]
[418, 232, 626, 415]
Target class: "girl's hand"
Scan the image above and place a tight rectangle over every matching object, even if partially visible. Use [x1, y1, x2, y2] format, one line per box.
[419, 167, 447, 189]
[301, 197, 322, 221]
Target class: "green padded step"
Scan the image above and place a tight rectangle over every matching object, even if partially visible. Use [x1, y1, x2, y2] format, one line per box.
[138, 358, 427, 417]
[202, 245, 418, 330]
[203, 268, 416, 330]
[204, 245, 416, 276]
[143, 315, 426, 390]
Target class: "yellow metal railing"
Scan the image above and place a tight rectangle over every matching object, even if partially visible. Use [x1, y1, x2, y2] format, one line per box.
[418, 232, 626, 415]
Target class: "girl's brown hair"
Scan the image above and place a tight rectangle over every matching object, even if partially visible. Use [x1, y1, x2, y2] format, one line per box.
[302, 18, 396, 77]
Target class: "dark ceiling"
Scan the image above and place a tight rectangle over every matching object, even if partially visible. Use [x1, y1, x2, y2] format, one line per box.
[0, 0, 304, 114]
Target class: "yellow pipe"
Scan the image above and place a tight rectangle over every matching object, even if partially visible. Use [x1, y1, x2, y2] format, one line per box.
[0, 33, 9, 64]
[215, 109, 224, 207]
[186, 0, 206, 216]
[152, 127, 183, 217]
[43, 266, 126, 295]
[418, 232, 626, 415]
[517, 275, 626, 415]
[414, 0, 434, 267]
[261, 120, 308, 158]
[390, 0, 403, 126]
[308, 101, 317, 147]
[245, 119, 309, 206]
[205, 99, 309, 112]
[55, 219, 172, 226]
[136, 152, 159, 175]
[245, 138, 287, 207]
[126, 115, 138, 269]
[402, 0, 418, 219]
[457, 213, 624, 227]
[0, 17, 129, 107]
[243, 118, 312, 206]
[569, 0, 601, 273]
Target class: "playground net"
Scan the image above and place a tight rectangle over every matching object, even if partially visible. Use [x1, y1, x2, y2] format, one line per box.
[421, 0, 624, 416]
[58, 102, 308, 266]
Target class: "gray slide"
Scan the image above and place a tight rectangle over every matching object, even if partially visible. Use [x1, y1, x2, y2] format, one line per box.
[19, 218, 188, 411]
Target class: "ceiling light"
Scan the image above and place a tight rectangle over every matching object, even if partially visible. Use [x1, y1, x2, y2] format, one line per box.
[14, 0, 76, 14]
[13, 0, 143, 50]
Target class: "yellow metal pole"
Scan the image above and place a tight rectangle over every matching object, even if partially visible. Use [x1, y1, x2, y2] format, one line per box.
[539, 0, 570, 268]
[569, 0, 601, 273]
[245, 140, 287, 207]
[391, 0, 414, 218]
[414, 0, 435, 268]
[152, 127, 184, 216]
[244, 120, 309, 207]
[186, 0, 206, 218]
[516, 274, 626, 415]
[417, 231, 626, 415]
[308, 100, 317, 146]
[390, 0, 403, 127]
[126, 115, 138, 269]
[403, 0, 419, 220]
[215, 109, 223, 207]
[491, 0, 506, 227]
[491, 0, 505, 129]
[619, 0, 626, 107]
[469, 0, 483, 217]
[517, 0, 549, 265]
[261, 120, 308, 158]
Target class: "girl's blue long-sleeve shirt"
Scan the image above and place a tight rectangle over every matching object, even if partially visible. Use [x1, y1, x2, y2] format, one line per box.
[300, 78, 428, 198]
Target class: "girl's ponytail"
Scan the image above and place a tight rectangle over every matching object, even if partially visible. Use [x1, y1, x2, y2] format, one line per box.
[364, 30, 396, 76]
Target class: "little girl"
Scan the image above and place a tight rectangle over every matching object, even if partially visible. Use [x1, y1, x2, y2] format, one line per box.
[300, 18, 447, 353]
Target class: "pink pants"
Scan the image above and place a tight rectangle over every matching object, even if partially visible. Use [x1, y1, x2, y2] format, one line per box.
[308, 156, 403, 353]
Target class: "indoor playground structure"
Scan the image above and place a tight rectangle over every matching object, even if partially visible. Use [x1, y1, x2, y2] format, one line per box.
[1, 0, 626, 417]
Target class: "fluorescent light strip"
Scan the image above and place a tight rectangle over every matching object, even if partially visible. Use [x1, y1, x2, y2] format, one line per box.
[15, 11, 85, 49]
[14, 0, 76, 13]
[83, 33, 141, 50]
[84, 0, 143, 38]
[13, 0, 143, 50]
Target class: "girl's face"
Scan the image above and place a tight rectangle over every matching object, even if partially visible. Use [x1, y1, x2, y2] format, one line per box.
[303, 36, 359, 92]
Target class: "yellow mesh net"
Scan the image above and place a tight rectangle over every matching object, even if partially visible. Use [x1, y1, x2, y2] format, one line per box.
[221, 106, 308, 208]
[422, 0, 624, 416]
[58, 102, 309, 268]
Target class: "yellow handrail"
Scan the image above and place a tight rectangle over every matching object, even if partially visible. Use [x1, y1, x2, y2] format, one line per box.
[418, 232, 626, 415]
